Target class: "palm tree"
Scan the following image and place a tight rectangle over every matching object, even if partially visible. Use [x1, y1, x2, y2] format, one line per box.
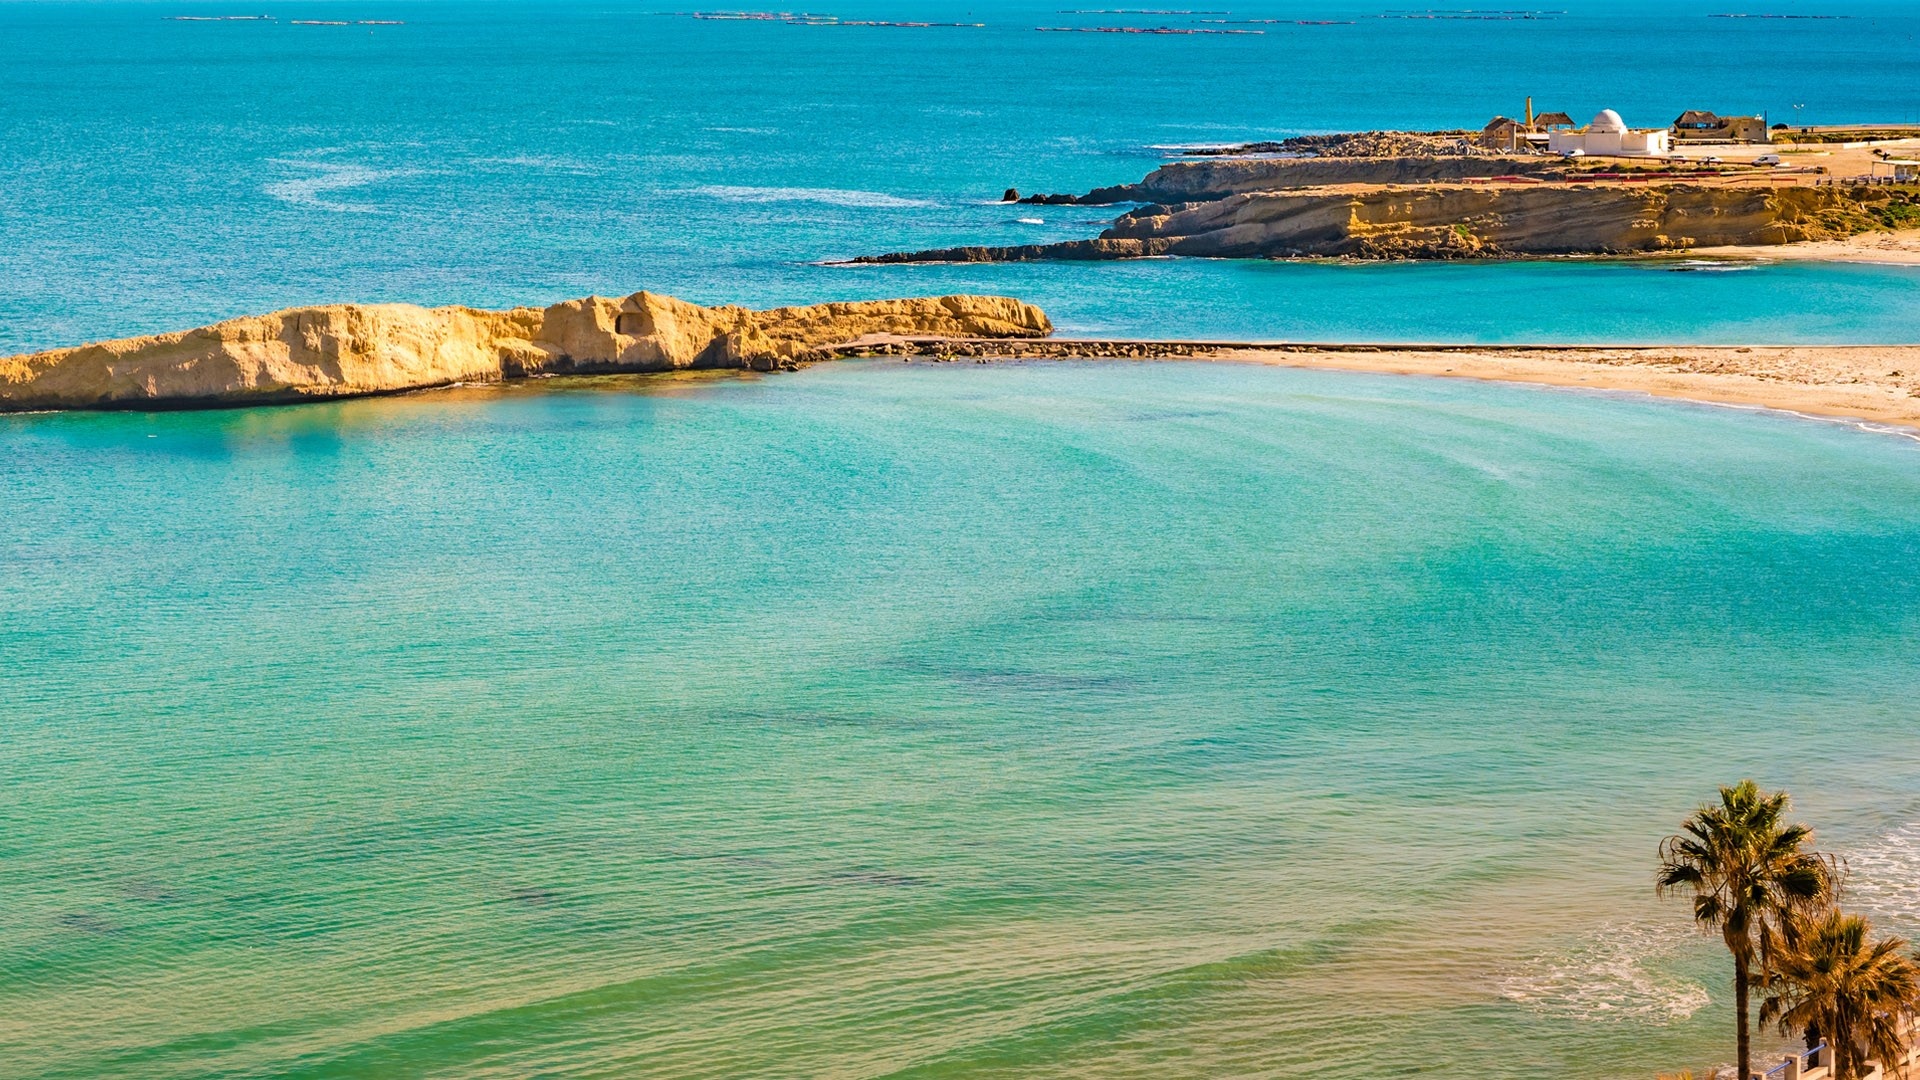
[1760, 908, 1920, 1080]
[1657, 780, 1836, 1080]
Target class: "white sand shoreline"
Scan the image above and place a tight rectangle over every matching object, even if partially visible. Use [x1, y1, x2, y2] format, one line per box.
[1681, 230, 1920, 265]
[885, 338, 1920, 433]
[1207, 346, 1920, 435]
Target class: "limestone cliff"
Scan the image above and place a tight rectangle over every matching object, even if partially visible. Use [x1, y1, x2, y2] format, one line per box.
[0, 292, 1052, 411]
[1023, 155, 1567, 205]
[865, 184, 1910, 263]
[1100, 184, 1871, 258]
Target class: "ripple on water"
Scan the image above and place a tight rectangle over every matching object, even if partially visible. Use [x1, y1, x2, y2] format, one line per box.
[1660, 259, 1761, 273]
[690, 185, 932, 208]
[262, 159, 414, 213]
[1498, 922, 1710, 1024]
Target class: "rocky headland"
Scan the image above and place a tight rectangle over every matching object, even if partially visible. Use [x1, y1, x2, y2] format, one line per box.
[0, 292, 1051, 411]
[1175, 131, 1496, 159]
[1015, 152, 1570, 206]
[877, 183, 1916, 262]
[875, 147, 1920, 263]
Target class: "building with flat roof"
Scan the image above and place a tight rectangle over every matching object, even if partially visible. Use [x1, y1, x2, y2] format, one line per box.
[1870, 158, 1920, 183]
[1547, 110, 1673, 158]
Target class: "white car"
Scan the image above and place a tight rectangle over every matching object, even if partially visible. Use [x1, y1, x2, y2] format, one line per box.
[1702, 156, 1724, 164]
[1560, 148, 1585, 158]
[1754, 153, 1784, 166]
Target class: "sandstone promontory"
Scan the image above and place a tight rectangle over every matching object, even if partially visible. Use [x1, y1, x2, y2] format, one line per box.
[1020, 154, 1568, 205]
[866, 183, 1917, 263]
[0, 292, 1052, 411]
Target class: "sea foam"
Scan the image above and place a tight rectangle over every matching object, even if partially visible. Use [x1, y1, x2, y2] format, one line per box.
[1843, 823, 1920, 931]
[263, 160, 412, 213]
[1499, 922, 1711, 1024]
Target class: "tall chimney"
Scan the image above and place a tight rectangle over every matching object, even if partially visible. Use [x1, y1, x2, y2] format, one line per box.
[1526, 96, 1535, 127]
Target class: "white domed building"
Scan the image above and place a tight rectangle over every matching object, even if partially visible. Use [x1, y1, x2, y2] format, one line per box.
[1547, 109, 1672, 158]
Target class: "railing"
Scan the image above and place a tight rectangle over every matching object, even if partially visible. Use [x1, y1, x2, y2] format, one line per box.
[1728, 1017, 1920, 1080]
[1754, 1043, 1829, 1080]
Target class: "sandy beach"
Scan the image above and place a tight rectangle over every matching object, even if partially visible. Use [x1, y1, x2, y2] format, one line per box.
[882, 339, 1920, 433]
[1215, 343, 1920, 432]
[1685, 229, 1920, 265]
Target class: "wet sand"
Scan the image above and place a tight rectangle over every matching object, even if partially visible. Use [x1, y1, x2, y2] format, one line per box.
[865, 339, 1920, 432]
[1212, 344, 1920, 432]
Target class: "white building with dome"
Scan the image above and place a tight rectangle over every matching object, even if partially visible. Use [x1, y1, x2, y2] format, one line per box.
[1547, 109, 1672, 158]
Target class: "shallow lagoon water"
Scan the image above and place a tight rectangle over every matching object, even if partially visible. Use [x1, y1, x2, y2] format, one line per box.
[8, 0, 1920, 1075]
[5, 361, 1920, 1077]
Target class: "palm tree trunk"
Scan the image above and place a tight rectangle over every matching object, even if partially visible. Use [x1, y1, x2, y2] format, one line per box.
[1736, 951, 1753, 1080]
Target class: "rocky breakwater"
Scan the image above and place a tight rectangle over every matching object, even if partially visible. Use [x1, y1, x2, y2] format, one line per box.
[0, 292, 1052, 411]
[843, 338, 1229, 361]
[863, 184, 1908, 263]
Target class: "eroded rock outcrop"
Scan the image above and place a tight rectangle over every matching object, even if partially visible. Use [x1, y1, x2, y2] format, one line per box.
[0, 292, 1052, 411]
[1021, 155, 1569, 205]
[1186, 132, 1499, 159]
[1099, 184, 1872, 258]
[867, 184, 1903, 263]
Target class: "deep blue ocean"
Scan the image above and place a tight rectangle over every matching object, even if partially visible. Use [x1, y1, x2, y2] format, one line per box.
[3, 0, 1920, 350]
[6, 4, 1920, 1078]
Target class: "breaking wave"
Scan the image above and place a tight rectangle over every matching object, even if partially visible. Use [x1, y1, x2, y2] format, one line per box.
[1499, 921, 1711, 1024]
[1843, 823, 1920, 931]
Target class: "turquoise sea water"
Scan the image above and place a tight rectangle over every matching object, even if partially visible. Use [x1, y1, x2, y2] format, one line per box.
[8, 2, 1920, 1077]
[6, 362, 1920, 1077]
[4, 0, 1920, 348]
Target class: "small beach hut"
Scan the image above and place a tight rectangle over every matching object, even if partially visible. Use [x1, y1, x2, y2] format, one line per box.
[1673, 110, 1721, 133]
[1671, 110, 1770, 143]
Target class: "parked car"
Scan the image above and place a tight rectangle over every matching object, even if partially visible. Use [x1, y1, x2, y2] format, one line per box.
[1754, 153, 1784, 166]
[1560, 148, 1585, 158]
[1702, 156, 1724, 164]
